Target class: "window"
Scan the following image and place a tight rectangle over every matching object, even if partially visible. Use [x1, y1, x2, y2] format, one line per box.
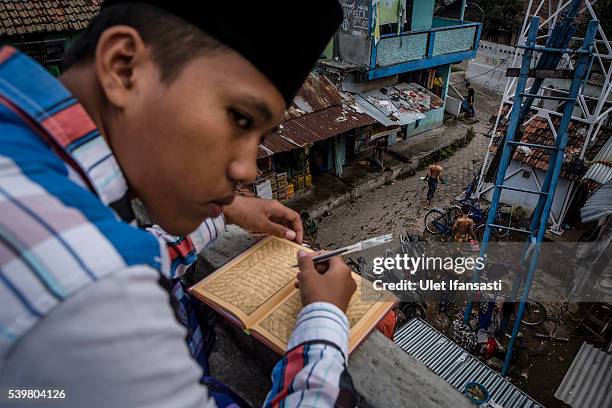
[380, 23, 398, 35]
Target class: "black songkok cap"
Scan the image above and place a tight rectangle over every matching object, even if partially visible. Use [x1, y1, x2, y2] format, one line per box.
[102, 1, 342, 106]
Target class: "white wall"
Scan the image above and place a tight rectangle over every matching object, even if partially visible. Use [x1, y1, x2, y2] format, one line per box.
[481, 160, 572, 227]
[445, 95, 462, 116]
[466, 41, 521, 94]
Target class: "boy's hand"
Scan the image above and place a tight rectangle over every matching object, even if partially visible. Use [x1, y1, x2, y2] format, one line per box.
[295, 251, 356, 312]
[223, 196, 303, 243]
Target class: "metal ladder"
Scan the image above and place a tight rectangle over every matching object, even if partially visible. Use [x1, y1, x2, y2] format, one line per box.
[463, 6, 599, 376]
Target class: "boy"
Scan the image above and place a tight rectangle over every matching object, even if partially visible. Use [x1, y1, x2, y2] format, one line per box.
[0, 1, 357, 407]
[425, 162, 444, 203]
[464, 82, 476, 117]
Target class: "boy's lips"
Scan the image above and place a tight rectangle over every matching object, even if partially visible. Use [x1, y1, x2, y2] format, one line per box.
[205, 195, 234, 217]
[212, 195, 235, 206]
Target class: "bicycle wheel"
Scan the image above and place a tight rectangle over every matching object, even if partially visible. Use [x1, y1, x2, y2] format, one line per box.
[399, 302, 427, 321]
[476, 224, 499, 242]
[521, 300, 547, 326]
[425, 209, 446, 235]
[448, 206, 462, 224]
[493, 212, 511, 238]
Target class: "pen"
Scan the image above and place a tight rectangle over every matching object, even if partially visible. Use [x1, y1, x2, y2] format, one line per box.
[290, 234, 393, 267]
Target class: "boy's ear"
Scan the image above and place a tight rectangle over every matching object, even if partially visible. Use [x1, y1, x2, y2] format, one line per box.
[95, 25, 148, 109]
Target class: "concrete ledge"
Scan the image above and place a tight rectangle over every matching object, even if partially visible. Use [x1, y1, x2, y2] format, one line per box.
[194, 226, 473, 408]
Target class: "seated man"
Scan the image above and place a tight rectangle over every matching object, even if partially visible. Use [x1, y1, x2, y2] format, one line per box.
[0, 1, 357, 407]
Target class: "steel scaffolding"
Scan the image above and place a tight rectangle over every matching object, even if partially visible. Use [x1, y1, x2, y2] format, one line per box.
[465, 0, 601, 377]
[476, 0, 611, 234]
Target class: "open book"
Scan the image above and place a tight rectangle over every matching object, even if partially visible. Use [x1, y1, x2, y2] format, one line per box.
[189, 236, 397, 355]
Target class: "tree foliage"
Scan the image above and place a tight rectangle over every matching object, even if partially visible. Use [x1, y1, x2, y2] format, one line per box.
[474, 0, 523, 36]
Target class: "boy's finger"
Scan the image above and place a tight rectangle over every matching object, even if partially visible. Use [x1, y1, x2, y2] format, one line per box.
[325, 256, 350, 277]
[315, 263, 328, 274]
[297, 250, 315, 274]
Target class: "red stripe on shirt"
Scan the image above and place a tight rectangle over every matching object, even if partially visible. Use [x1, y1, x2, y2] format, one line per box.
[41, 103, 97, 148]
[270, 345, 306, 407]
[167, 235, 196, 262]
[0, 46, 16, 64]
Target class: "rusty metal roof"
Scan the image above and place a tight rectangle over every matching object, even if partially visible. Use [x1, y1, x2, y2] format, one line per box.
[280, 105, 376, 147]
[284, 72, 343, 120]
[260, 72, 378, 154]
[257, 145, 275, 160]
[261, 132, 301, 155]
[0, 0, 102, 36]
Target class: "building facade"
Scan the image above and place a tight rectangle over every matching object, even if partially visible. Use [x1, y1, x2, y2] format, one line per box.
[321, 0, 481, 137]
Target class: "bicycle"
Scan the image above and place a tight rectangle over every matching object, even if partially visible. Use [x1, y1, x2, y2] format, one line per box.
[473, 202, 513, 242]
[519, 298, 547, 327]
[424, 206, 462, 236]
[425, 197, 512, 241]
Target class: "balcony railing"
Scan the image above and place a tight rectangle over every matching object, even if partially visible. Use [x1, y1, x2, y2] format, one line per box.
[368, 18, 481, 80]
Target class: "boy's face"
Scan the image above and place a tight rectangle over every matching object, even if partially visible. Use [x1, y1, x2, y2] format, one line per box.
[96, 27, 286, 235]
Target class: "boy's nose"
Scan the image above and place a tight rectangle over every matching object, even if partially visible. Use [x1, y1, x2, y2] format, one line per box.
[228, 157, 258, 185]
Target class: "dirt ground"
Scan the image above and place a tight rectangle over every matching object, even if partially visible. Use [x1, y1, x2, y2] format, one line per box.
[315, 80, 599, 407]
[315, 75, 497, 248]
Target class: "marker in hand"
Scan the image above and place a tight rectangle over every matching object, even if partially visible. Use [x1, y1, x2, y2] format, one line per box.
[290, 234, 393, 268]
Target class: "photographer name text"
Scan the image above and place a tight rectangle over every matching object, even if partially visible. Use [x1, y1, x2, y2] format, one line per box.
[372, 279, 503, 292]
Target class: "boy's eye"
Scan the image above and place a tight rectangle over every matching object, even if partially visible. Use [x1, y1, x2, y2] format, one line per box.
[230, 109, 253, 130]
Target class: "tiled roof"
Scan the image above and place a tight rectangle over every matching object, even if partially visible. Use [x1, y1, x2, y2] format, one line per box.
[0, 1, 102, 36]
[490, 115, 610, 181]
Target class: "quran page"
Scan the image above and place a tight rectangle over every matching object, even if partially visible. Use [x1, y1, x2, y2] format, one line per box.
[190, 236, 308, 327]
[252, 272, 396, 355]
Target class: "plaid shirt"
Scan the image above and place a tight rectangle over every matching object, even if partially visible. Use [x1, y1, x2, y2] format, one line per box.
[0, 47, 355, 407]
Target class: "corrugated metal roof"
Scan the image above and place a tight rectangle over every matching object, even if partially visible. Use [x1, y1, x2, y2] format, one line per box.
[395, 319, 543, 408]
[260, 72, 377, 154]
[355, 83, 444, 127]
[583, 136, 612, 185]
[279, 105, 375, 147]
[284, 72, 343, 120]
[261, 132, 301, 154]
[581, 182, 612, 223]
[257, 145, 275, 160]
[0, 0, 102, 36]
[554, 342, 612, 408]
